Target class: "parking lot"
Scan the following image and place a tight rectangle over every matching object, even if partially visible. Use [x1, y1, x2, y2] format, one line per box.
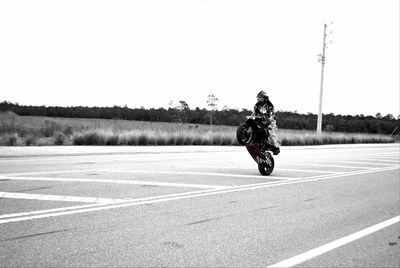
[0, 144, 399, 267]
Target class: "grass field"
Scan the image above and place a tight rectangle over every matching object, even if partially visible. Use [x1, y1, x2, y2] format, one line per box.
[0, 112, 395, 146]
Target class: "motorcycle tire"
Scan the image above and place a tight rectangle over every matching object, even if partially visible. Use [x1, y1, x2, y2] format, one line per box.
[236, 123, 253, 145]
[258, 154, 274, 176]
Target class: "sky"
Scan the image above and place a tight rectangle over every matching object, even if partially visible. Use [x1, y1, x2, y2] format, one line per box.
[0, 0, 399, 117]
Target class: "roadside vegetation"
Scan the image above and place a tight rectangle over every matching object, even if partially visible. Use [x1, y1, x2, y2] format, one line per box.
[0, 112, 395, 146]
[1, 101, 399, 135]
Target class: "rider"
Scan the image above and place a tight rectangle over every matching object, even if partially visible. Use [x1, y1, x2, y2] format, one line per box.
[252, 90, 280, 155]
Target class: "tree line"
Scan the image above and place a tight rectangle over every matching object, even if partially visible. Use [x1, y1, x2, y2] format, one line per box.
[0, 101, 398, 135]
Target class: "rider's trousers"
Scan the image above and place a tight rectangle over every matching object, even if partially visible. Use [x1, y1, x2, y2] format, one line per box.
[267, 118, 280, 147]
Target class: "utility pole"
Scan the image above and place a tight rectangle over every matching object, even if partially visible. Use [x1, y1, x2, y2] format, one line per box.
[317, 23, 333, 133]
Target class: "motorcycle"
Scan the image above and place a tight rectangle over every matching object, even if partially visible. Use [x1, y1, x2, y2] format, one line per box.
[236, 115, 275, 175]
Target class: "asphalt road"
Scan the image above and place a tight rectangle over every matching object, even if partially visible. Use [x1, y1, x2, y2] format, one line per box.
[0, 144, 399, 267]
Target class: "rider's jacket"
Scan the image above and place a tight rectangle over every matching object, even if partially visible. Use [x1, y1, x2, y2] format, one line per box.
[252, 98, 275, 120]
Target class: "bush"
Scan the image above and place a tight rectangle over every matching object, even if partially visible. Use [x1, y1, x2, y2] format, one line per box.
[324, 124, 334, 132]
[63, 125, 74, 136]
[73, 131, 105, 145]
[7, 134, 18, 146]
[105, 134, 119, 145]
[138, 134, 148, 145]
[175, 135, 184, 145]
[54, 132, 66, 145]
[40, 119, 62, 137]
[25, 135, 37, 146]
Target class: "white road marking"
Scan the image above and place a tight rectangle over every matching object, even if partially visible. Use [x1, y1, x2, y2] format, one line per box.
[268, 216, 400, 267]
[344, 157, 399, 163]
[300, 165, 399, 180]
[349, 151, 399, 157]
[0, 188, 215, 220]
[324, 160, 396, 166]
[0, 175, 229, 189]
[293, 163, 374, 170]
[1, 169, 295, 181]
[185, 165, 339, 174]
[0, 204, 96, 220]
[0, 165, 398, 225]
[1, 169, 107, 177]
[0, 151, 231, 164]
[0, 192, 126, 204]
[99, 169, 296, 180]
[275, 168, 338, 174]
[374, 157, 400, 161]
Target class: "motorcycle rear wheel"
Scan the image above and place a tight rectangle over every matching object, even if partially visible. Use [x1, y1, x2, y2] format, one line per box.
[258, 154, 274, 176]
[236, 123, 253, 145]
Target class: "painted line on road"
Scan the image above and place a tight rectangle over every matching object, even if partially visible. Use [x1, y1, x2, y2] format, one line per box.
[0, 151, 232, 164]
[268, 215, 400, 267]
[185, 165, 339, 174]
[0, 191, 126, 204]
[301, 165, 399, 180]
[0, 188, 220, 220]
[293, 163, 375, 170]
[0, 165, 398, 225]
[349, 151, 399, 157]
[98, 169, 296, 180]
[373, 156, 400, 161]
[0, 175, 229, 190]
[343, 157, 399, 163]
[0, 169, 295, 181]
[275, 168, 337, 174]
[1, 169, 107, 177]
[322, 160, 396, 166]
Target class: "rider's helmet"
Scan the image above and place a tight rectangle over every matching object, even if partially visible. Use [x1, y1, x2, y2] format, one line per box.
[256, 90, 268, 103]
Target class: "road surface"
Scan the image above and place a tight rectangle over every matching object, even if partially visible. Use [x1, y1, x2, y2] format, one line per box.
[0, 144, 399, 267]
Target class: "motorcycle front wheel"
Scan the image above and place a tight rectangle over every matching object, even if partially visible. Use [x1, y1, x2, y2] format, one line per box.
[258, 154, 274, 176]
[236, 123, 253, 145]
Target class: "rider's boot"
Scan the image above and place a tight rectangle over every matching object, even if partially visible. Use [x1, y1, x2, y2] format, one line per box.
[273, 146, 280, 155]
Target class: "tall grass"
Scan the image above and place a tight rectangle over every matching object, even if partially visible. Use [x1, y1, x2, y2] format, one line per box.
[72, 129, 236, 146]
[0, 112, 395, 146]
[279, 129, 395, 146]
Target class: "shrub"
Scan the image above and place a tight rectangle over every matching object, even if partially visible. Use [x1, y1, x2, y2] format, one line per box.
[40, 119, 62, 137]
[175, 135, 184, 145]
[7, 134, 18, 146]
[184, 135, 194, 145]
[324, 124, 334, 132]
[105, 134, 119, 145]
[192, 135, 203, 145]
[212, 135, 222, 145]
[63, 125, 74, 136]
[25, 135, 37, 146]
[138, 134, 148, 145]
[73, 131, 105, 145]
[221, 135, 234, 145]
[54, 132, 66, 145]
[166, 135, 176, 145]
[127, 134, 139, 145]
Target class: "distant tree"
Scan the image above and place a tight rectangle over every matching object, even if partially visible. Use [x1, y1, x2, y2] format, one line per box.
[168, 100, 190, 123]
[206, 93, 218, 127]
[384, 114, 394, 120]
[324, 124, 334, 132]
[178, 100, 190, 123]
[178, 100, 189, 111]
[2, 100, 399, 135]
